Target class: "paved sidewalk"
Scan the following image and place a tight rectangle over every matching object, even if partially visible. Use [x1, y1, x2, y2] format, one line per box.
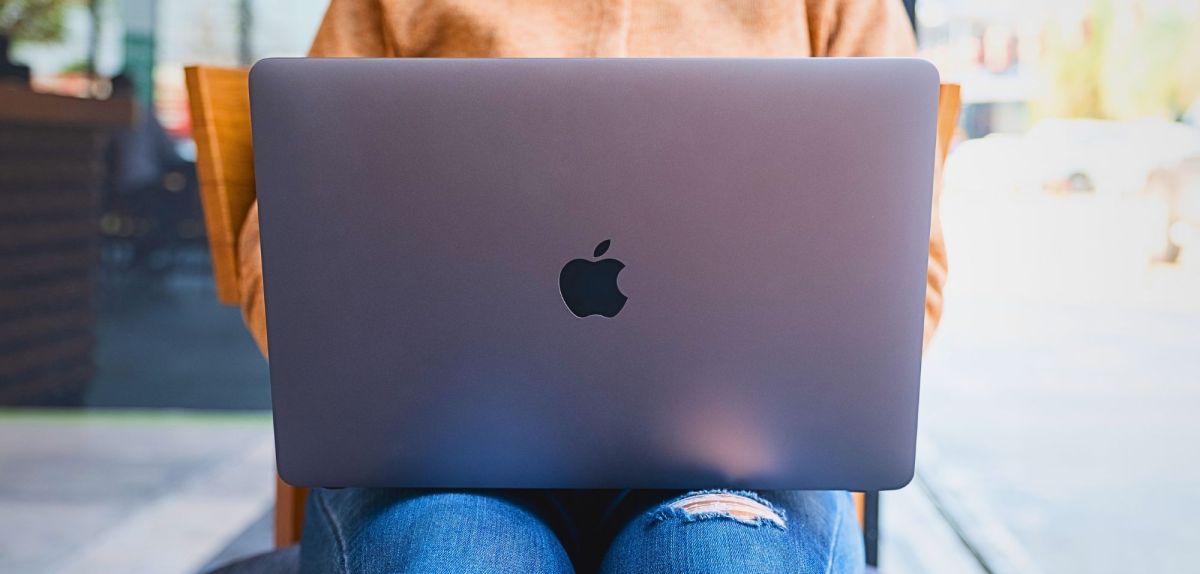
[0, 409, 990, 574]
[0, 411, 275, 574]
[917, 193, 1200, 573]
[914, 294, 1200, 574]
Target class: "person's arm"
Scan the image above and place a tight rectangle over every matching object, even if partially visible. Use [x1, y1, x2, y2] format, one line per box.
[807, 0, 947, 349]
[238, 201, 268, 356]
[238, 0, 393, 357]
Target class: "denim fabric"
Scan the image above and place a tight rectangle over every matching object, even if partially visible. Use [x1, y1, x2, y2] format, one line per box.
[301, 488, 862, 574]
[601, 490, 863, 574]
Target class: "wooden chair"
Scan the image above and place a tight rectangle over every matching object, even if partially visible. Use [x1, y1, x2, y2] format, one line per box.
[185, 66, 308, 548]
[184, 64, 960, 551]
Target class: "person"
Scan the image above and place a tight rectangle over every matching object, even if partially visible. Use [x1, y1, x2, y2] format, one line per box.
[235, 1, 948, 572]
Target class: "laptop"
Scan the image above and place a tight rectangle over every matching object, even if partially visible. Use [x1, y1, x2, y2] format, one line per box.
[250, 58, 938, 491]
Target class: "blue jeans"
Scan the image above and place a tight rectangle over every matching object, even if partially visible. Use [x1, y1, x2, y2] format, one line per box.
[300, 488, 864, 573]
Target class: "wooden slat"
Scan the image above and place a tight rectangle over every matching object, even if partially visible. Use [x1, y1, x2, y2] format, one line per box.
[0, 309, 93, 346]
[0, 84, 134, 127]
[853, 491, 865, 527]
[0, 217, 95, 252]
[188, 65, 303, 543]
[0, 158, 104, 189]
[185, 66, 257, 305]
[274, 478, 308, 547]
[0, 332, 95, 379]
[0, 249, 94, 284]
[186, 66, 300, 544]
[0, 276, 91, 314]
[0, 128, 105, 159]
[0, 190, 97, 217]
[0, 361, 93, 405]
[936, 84, 960, 168]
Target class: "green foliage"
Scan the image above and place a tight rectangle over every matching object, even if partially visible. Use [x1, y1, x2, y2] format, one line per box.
[1035, 0, 1200, 120]
[0, 0, 77, 45]
[1035, 2, 1107, 119]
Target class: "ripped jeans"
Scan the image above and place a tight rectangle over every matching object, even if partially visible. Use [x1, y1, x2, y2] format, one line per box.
[300, 489, 864, 573]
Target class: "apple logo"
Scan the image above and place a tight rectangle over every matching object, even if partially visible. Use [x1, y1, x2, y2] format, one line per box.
[559, 239, 628, 318]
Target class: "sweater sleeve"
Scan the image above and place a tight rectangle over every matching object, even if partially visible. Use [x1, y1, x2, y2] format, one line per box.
[806, 0, 947, 349]
[237, 0, 394, 357]
[238, 202, 269, 357]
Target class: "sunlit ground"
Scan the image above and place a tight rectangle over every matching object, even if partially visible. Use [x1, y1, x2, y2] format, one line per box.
[908, 188, 1200, 573]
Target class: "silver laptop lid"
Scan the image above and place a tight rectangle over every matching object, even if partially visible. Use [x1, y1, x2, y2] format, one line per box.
[250, 58, 938, 490]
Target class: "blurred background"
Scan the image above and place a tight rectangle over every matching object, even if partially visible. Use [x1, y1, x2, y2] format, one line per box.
[0, 0, 1197, 572]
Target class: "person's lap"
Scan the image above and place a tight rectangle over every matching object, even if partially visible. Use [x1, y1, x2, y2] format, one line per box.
[300, 487, 863, 573]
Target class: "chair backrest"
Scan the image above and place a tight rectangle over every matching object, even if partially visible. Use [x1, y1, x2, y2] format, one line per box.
[185, 66, 255, 305]
[937, 84, 960, 168]
[186, 66, 308, 548]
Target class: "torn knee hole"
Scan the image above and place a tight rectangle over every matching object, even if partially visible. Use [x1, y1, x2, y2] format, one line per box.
[654, 491, 786, 530]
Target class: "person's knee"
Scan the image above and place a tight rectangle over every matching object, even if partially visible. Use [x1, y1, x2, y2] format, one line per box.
[305, 490, 573, 574]
[602, 490, 863, 574]
[652, 490, 787, 530]
[601, 491, 792, 574]
[396, 493, 572, 573]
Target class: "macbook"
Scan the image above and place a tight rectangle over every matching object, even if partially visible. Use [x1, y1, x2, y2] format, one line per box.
[249, 57, 938, 490]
